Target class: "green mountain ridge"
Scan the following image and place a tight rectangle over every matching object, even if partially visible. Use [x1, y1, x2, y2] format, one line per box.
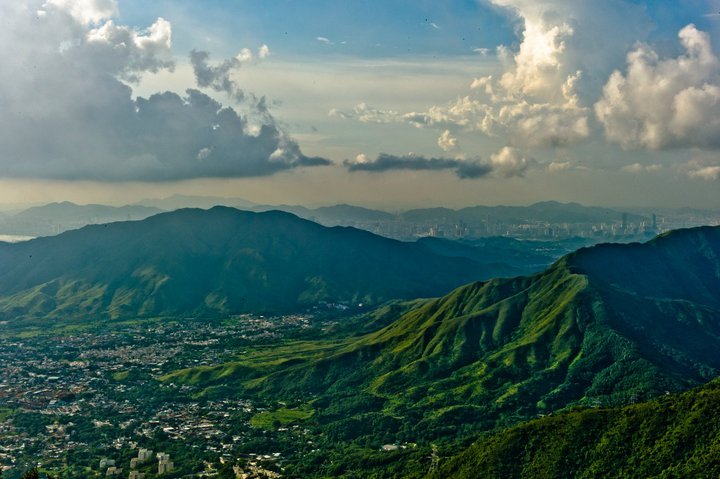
[430, 379, 720, 479]
[164, 226, 720, 443]
[0, 207, 491, 320]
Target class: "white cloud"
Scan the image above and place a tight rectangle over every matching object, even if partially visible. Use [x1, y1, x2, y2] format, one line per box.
[329, 103, 400, 123]
[683, 154, 720, 181]
[86, 17, 173, 81]
[621, 163, 663, 173]
[688, 165, 720, 180]
[236, 48, 253, 63]
[595, 24, 720, 150]
[258, 44, 271, 59]
[445, 1, 592, 146]
[489, 147, 529, 177]
[547, 161, 571, 172]
[329, 0, 601, 149]
[355, 153, 370, 164]
[493, 13, 574, 101]
[44, 0, 117, 25]
[437, 130, 458, 151]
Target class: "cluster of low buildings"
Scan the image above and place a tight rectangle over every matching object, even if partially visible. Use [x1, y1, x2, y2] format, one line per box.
[100, 449, 172, 477]
[0, 314, 318, 476]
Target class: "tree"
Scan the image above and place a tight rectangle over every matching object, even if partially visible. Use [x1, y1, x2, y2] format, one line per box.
[20, 468, 39, 479]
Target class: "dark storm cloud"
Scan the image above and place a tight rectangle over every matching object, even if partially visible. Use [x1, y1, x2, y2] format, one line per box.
[344, 153, 492, 179]
[0, 2, 328, 182]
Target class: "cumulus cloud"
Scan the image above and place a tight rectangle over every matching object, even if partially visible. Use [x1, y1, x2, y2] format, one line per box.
[419, 0, 598, 147]
[437, 130, 458, 151]
[258, 44, 271, 59]
[86, 17, 174, 82]
[354, 153, 370, 164]
[344, 147, 531, 179]
[0, 1, 326, 182]
[595, 24, 720, 150]
[331, 1, 663, 157]
[43, 0, 117, 25]
[489, 147, 530, 177]
[330, 0, 624, 149]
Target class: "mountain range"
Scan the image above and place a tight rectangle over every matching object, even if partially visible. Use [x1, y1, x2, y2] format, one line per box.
[0, 207, 493, 320]
[0, 203, 718, 477]
[400, 201, 641, 225]
[164, 225, 720, 443]
[0, 199, 653, 240]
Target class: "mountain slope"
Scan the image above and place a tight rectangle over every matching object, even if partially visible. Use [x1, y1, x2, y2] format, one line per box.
[165, 226, 720, 440]
[0, 207, 488, 320]
[429, 379, 720, 479]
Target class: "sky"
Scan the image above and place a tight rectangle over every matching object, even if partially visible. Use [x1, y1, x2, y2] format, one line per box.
[0, 0, 719, 209]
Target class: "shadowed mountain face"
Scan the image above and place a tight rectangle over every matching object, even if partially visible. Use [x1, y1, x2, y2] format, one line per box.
[0, 207, 489, 320]
[165, 226, 720, 439]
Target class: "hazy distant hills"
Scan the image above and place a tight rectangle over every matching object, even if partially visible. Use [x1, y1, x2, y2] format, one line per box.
[167, 226, 720, 439]
[401, 200, 640, 224]
[256, 200, 642, 228]
[430, 379, 720, 479]
[135, 194, 256, 211]
[0, 201, 162, 237]
[251, 203, 396, 225]
[0, 207, 493, 320]
[133, 197, 636, 225]
[0, 198, 670, 246]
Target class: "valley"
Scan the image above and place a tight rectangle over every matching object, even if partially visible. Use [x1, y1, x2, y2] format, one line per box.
[0, 218, 718, 478]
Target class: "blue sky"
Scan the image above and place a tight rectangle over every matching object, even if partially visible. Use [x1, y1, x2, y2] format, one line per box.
[116, 0, 517, 58]
[0, 0, 718, 208]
